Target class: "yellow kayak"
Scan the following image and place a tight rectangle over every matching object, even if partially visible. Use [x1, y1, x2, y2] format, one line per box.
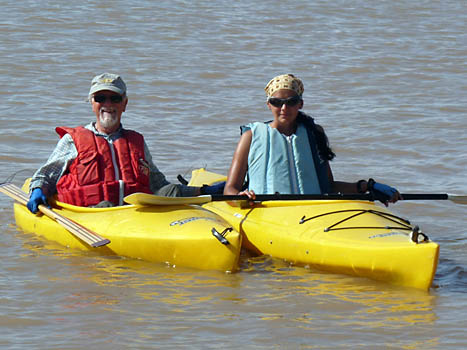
[189, 168, 439, 290]
[8, 180, 241, 272]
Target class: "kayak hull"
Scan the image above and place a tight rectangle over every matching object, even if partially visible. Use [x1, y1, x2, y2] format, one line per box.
[189, 169, 439, 290]
[13, 181, 241, 272]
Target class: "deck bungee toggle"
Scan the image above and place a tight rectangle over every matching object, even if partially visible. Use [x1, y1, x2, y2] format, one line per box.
[410, 226, 429, 244]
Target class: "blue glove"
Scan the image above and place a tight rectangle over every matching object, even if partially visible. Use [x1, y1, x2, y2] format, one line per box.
[27, 188, 48, 214]
[200, 182, 226, 195]
[367, 178, 398, 205]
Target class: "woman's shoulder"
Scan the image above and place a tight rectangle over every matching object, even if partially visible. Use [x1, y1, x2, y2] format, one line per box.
[240, 121, 267, 134]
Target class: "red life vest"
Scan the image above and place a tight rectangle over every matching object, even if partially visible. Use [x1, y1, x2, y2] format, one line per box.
[56, 126, 152, 206]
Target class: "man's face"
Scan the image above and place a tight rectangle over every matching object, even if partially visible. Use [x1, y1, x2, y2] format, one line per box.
[91, 90, 128, 134]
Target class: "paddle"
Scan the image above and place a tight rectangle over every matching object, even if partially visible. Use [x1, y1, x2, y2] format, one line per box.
[0, 183, 110, 247]
[124, 192, 467, 206]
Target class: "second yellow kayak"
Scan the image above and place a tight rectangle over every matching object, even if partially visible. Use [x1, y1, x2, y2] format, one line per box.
[189, 168, 439, 290]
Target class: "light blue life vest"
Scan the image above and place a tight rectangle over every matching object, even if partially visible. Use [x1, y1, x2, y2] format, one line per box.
[242, 122, 328, 194]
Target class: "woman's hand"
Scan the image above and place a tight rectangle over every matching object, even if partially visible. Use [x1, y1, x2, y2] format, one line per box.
[238, 189, 256, 200]
[368, 179, 403, 206]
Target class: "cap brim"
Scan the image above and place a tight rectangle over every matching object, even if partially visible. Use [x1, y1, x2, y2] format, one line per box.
[89, 86, 125, 96]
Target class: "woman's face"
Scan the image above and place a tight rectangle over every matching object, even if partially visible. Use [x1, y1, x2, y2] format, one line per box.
[267, 89, 303, 125]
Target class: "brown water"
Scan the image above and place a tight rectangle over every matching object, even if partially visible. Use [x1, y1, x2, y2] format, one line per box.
[1, 1, 466, 348]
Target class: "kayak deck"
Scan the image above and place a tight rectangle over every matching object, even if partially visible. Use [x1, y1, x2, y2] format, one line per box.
[189, 168, 439, 290]
[12, 180, 241, 272]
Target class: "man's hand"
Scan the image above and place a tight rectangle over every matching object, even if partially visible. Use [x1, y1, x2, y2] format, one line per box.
[27, 188, 48, 213]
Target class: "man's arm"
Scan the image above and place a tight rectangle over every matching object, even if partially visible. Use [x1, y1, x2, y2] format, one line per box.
[143, 142, 200, 197]
[29, 134, 77, 196]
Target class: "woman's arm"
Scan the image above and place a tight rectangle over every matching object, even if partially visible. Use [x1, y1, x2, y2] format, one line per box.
[224, 130, 253, 195]
[328, 164, 401, 206]
[328, 163, 368, 193]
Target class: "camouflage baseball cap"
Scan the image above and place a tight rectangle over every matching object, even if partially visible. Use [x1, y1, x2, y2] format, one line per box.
[89, 73, 127, 96]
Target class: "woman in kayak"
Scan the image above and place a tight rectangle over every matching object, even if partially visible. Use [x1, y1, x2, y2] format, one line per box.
[223, 73, 401, 206]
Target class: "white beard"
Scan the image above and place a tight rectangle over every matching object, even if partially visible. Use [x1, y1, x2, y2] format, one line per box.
[99, 108, 120, 131]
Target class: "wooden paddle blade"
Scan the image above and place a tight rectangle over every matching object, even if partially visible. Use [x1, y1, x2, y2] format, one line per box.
[448, 195, 467, 205]
[124, 192, 213, 206]
[0, 183, 110, 247]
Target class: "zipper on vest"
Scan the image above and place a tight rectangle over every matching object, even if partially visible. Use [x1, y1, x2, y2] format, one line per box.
[109, 141, 124, 205]
[118, 180, 124, 206]
[286, 136, 299, 194]
[108, 141, 120, 180]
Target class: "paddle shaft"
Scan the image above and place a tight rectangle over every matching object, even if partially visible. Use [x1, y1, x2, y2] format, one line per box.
[124, 191, 466, 206]
[210, 193, 451, 201]
[0, 183, 110, 247]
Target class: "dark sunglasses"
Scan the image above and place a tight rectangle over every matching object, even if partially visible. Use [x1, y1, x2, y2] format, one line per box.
[268, 95, 302, 108]
[93, 94, 123, 103]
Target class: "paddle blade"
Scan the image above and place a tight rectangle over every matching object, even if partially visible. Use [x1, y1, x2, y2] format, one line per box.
[448, 195, 467, 205]
[0, 183, 110, 247]
[124, 192, 212, 206]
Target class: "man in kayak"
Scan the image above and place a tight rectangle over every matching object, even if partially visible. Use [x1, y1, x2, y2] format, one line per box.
[27, 73, 222, 213]
[223, 73, 402, 206]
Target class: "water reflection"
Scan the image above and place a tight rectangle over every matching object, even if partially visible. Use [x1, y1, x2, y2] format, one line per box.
[30, 251, 436, 332]
[0, 219, 441, 348]
[242, 255, 437, 327]
[12, 230, 439, 327]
